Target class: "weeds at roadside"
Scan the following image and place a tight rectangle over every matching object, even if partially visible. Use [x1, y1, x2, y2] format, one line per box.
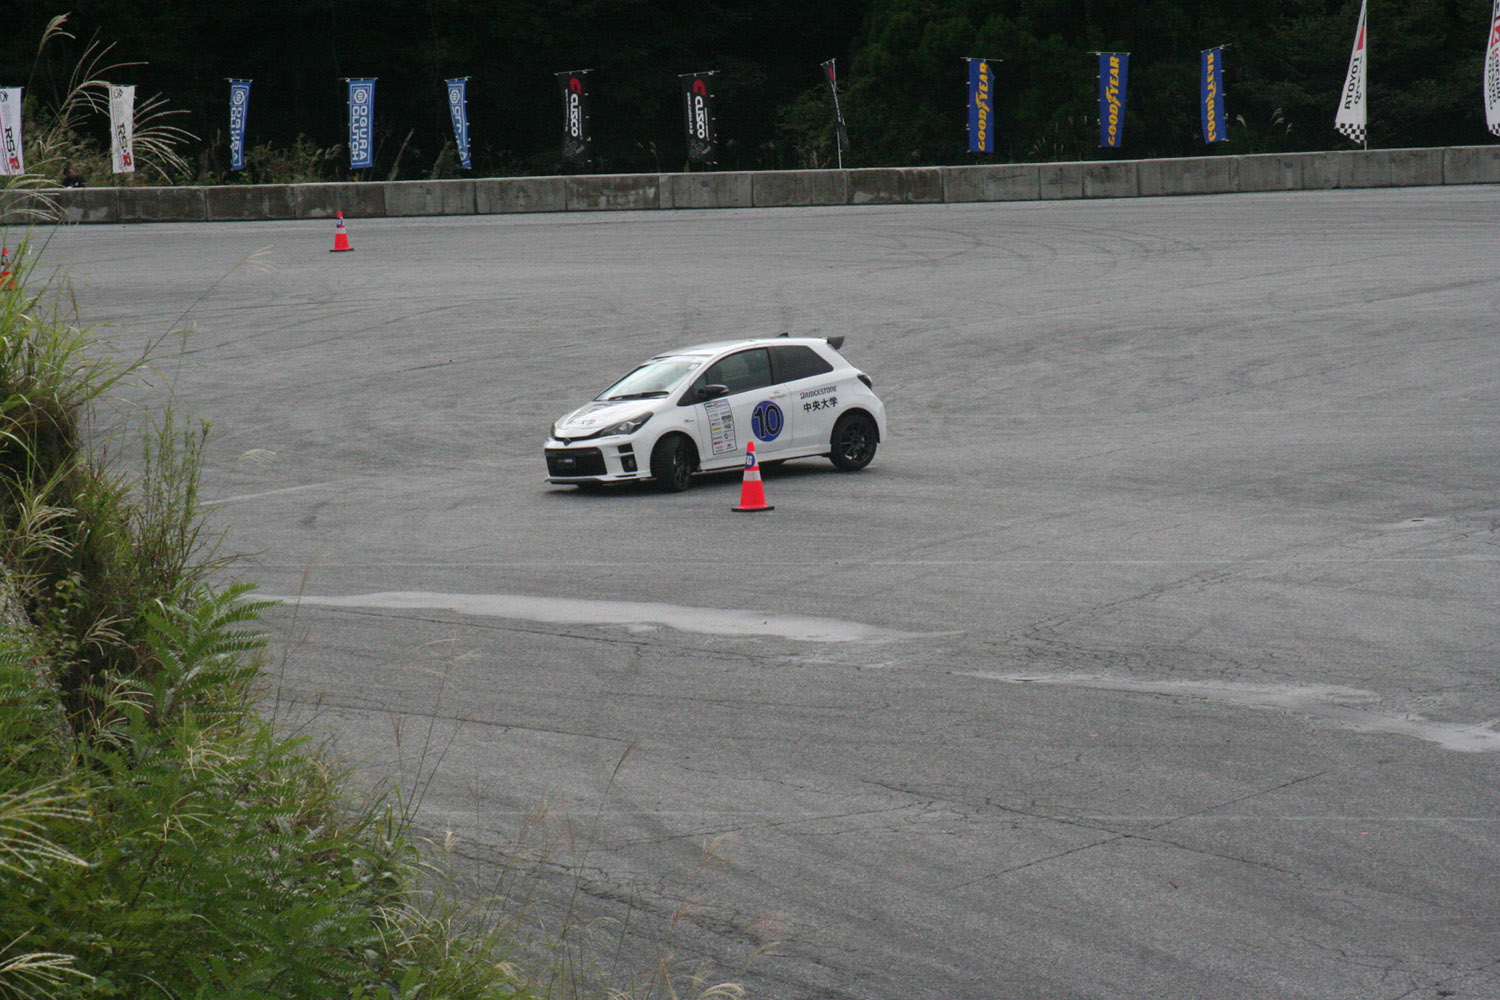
[2, 204, 758, 999]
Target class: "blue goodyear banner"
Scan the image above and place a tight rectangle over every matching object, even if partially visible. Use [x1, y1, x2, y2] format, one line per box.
[1098, 52, 1128, 148]
[446, 78, 472, 169]
[1201, 48, 1226, 144]
[967, 58, 997, 153]
[228, 79, 251, 171]
[347, 78, 376, 170]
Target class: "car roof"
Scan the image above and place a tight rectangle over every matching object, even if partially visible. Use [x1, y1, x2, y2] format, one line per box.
[652, 335, 837, 360]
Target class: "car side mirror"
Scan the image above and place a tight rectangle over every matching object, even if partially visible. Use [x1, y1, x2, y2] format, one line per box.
[695, 384, 729, 402]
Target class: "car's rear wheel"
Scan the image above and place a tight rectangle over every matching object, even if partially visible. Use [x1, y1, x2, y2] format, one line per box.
[829, 412, 878, 471]
[650, 434, 697, 492]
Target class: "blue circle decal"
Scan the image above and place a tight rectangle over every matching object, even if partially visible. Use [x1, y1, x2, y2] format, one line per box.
[751, 401, 784, 442]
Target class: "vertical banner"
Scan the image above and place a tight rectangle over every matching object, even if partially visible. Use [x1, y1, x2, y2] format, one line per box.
[679, 72, 718, 164]
[821, 58, 850, 167]
[556, 71, 592, 163]
[1098, 53, 1128, 148]
[1484, 0, 1500, 137]
[1335, 0, 1367, 146]
[0, 88, 23, 176]
[966, 58, 998, 154]
[109, 84, 136, 173]
[228, 79, 251, 171]
[347, 78, 376, 170]
[446, 78, 472, 170]
[1200, 48, 1227, 144]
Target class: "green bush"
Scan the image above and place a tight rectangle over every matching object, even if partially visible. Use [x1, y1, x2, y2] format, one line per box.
[0, 239, 532, 1000]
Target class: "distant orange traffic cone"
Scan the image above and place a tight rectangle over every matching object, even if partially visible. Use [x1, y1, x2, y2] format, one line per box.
[0, 248, 15, 290]
[732, 440, 774, 512]
[330, 212, 353, 252]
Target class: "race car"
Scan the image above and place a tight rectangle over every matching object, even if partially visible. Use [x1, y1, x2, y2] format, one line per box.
[545, 334, 887, 491]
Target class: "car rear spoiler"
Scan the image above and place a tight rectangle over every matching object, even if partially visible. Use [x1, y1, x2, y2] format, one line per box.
[775, 330, 845, 351]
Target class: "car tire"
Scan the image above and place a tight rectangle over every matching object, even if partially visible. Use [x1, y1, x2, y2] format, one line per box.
[829, 412, 878, 471]
[650, 434, 697, 492]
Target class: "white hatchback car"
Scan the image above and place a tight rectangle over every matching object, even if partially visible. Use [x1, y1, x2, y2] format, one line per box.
[545, 334, 887, 491]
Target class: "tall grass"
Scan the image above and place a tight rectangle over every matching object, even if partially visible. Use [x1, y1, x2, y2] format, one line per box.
[12, 14, 195, 194]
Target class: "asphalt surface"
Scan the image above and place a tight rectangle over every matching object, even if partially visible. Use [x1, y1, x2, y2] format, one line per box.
[37, 187, 1500, 1000]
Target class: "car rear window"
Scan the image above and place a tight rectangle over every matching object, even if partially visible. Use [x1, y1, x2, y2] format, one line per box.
[772, 345, 835, 383]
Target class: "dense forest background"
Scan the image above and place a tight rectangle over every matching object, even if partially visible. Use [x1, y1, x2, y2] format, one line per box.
[3, 0, 1496, 182]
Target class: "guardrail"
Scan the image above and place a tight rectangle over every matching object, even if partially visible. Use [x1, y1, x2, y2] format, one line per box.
[4, 146, 1497, 225]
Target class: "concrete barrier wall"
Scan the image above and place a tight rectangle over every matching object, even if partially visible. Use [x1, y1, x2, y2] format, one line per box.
[4, 145, 1497, 226]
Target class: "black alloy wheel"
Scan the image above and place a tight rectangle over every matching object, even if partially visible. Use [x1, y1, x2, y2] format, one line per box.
[829, 412, 877, 471]
[650, 435, 696, 492]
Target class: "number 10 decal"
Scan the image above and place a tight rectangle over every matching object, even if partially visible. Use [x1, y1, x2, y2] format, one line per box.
[751, 400, 784, 442]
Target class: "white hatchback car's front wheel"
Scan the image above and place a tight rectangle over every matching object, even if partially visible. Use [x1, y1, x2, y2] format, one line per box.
[650, 434, 697, 492]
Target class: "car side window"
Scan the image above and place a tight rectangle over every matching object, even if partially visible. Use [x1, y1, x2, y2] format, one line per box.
[771, 345, 835, 383]
[692, 348, 773, 397]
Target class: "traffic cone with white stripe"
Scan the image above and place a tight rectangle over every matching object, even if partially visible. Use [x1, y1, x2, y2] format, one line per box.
[732, 440, 774, 512]
[330, 212, 353, 252]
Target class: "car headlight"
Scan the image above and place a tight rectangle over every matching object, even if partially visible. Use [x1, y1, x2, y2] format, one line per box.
[599, 412, 652, 437]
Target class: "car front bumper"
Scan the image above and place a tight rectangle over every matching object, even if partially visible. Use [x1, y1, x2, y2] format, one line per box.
[544, 438, 643, 484]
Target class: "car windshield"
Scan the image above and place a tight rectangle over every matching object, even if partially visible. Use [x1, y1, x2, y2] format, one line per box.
[597, 358, 701, 400]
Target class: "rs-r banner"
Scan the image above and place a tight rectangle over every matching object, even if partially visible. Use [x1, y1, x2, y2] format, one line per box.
[1200, 47, 1226, 144]
[228, 79, 251, 171]
[679, 71, 718, 164]
[557, 70, 592, 163]
[346, 78, 376, 170]
[1484, 0, 1500, 136]
[109, 84, 136, 173]
[0, 88, 23, 176]
[446, 77, 472, 170]
[1097, 52, 1128, 148]
[966, 58, 998, 154]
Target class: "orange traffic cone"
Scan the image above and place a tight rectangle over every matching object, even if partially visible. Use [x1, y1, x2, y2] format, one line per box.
[732, 440, 774, 512]
[0, 248, 15, 290]
[330, 212, 353, 252]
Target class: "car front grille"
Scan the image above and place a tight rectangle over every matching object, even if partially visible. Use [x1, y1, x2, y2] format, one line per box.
[546, 447, 606, 477]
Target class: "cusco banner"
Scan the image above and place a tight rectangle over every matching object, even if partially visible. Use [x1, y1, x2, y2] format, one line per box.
[680, 72, 718, 163]
[228, 79, 251, 171]
[1098, 52, 1128, 148]
[557, 70, 592, 163]
[967, 58, 996, 154]
[347, 78, 376, 170]
[446, 78, 472, 170]
[1200, 48, 1226, 144]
